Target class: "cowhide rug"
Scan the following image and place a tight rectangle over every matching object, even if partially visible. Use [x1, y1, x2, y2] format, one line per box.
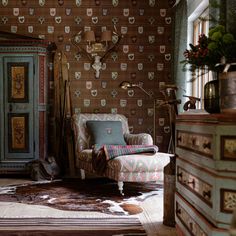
[0, 178, 162, 216]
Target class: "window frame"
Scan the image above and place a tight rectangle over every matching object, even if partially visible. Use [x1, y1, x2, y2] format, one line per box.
[186, 0, 211, 109]
[192, 8, 210, 108]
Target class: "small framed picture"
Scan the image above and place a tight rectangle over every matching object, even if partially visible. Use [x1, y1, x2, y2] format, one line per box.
[221, 136, 236, 160]
[220, 188, 236, 213]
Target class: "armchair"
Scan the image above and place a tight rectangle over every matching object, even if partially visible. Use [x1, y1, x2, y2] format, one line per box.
[72, 113, 171, 195]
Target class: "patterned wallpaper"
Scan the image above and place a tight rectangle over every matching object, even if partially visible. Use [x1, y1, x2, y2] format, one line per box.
[0, 0, 176, 152]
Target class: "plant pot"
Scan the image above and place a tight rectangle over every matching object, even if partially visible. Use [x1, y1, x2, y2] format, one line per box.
[219, 71, 236, 114]
[204, 80, 220, 113]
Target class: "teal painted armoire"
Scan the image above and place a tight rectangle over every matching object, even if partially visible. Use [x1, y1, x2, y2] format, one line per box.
[0, 39, 49, 174]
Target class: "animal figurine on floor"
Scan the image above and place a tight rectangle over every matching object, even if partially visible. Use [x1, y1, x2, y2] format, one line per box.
[27, 156, 60, 181]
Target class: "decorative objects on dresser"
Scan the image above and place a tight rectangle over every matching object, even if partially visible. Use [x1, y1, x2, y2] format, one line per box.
[204, 79, 220, 113]
[181, 24, 236, 114]
[219, 63, 236, 114]
[175, 114, 236, 236]
[202, 63, 236, 114]
[183, 95, 201, 111]
[203, 63, 236, 114]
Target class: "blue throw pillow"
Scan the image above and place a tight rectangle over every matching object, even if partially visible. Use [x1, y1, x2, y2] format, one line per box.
[86, 120, 127, 146]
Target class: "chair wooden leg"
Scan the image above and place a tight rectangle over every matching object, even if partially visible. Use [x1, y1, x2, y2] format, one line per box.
[118, 181, 124, 195]
[80, 169, 85, 179]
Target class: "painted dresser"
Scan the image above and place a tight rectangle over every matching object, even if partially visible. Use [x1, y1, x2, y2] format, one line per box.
[0, 41, 49, 174]
[175, 113, 236, 236]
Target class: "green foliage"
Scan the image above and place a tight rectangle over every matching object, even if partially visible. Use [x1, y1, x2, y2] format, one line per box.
[182, 25, 236, 74]
[182, 1, 236, 77]
[209, 0, 227, 26]
[223, 33, 234, 44]
[208, 25, 236, 62]
[209, 0, 220, 9]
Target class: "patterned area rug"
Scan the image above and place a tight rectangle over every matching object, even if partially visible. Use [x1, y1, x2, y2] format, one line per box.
[0, 178, 163, 236]
[0, 178, 162, 216]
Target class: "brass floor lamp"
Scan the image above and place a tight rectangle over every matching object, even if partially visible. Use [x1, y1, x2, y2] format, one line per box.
[120, 81, 181, 152]
[119, 81, 157, 144]
[120, 81, 181, 227]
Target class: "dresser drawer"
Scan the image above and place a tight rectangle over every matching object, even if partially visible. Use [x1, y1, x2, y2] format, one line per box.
[177, 130, 213, 157]
[176, 123, 236, 172]
[177, 165, 212, 207]
[175, 193, 229, 236]
[176, 157, 236, 228]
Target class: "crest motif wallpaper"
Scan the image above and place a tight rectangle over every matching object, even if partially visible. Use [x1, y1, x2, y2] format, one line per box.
[0, 0, 175, 152]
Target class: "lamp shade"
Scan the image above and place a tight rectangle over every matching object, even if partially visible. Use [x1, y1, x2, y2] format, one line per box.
[101, 30, 112, 42]
[84, 30, 95, 42]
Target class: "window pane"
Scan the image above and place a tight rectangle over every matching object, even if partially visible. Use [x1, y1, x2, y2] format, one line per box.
[191, 7, 211, 109]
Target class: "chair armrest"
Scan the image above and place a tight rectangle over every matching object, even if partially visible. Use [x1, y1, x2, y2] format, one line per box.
[124, 133, 153, 145]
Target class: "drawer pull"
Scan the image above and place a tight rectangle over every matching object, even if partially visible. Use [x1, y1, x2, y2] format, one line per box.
[187, 179, 195, 188]
[203, 190, 211, 199]
[177, 136, 182, 142]
[9, 103, 13, 112]
[189, 222, 193, 231]
[177, 172, 183, 178]
[191, 137, 196, 145]
[203, 142, 211, 150]
[176, 208, 181, 215]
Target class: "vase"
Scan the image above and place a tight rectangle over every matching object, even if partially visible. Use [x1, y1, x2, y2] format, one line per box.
[204, 79, 220, 113]
[219, 71, 236, 114]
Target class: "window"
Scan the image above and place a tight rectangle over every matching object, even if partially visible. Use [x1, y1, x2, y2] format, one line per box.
[192, 8, 211, 108]
[187, 0, 211, 109]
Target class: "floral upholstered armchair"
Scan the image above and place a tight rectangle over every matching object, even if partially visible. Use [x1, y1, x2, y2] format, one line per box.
[72, 113, 171, 195]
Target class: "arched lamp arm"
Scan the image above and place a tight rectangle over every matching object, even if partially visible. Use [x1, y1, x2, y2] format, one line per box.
[100, 34, 123, 62]
[136, 85, 152, 98]
[71, 35, 93, 61]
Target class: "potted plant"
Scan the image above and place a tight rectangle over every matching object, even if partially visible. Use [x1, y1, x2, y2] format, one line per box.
[182, 25, 236, 75]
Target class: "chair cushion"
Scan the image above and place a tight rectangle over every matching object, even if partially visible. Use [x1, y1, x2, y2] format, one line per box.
[86, 120, 127, 146]
[77, 149, 169, 173]
[107, 153, 170, 173]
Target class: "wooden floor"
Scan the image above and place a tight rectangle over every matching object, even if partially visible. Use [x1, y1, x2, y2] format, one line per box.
[0, 178, 177, 236]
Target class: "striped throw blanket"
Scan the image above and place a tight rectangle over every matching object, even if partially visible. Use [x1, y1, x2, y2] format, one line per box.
[92, 144, 159, 175]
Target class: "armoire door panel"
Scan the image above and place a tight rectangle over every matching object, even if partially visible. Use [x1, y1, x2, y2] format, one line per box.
[7, 62, 29, 103]
[3, 57, 34, 160]
[8, 113, 29, 153]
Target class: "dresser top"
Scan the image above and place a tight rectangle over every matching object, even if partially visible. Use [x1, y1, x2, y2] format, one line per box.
[176, 113, 236, 125]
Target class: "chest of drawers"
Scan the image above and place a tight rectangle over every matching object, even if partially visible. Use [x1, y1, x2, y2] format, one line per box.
[175, 114, 236, 236]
